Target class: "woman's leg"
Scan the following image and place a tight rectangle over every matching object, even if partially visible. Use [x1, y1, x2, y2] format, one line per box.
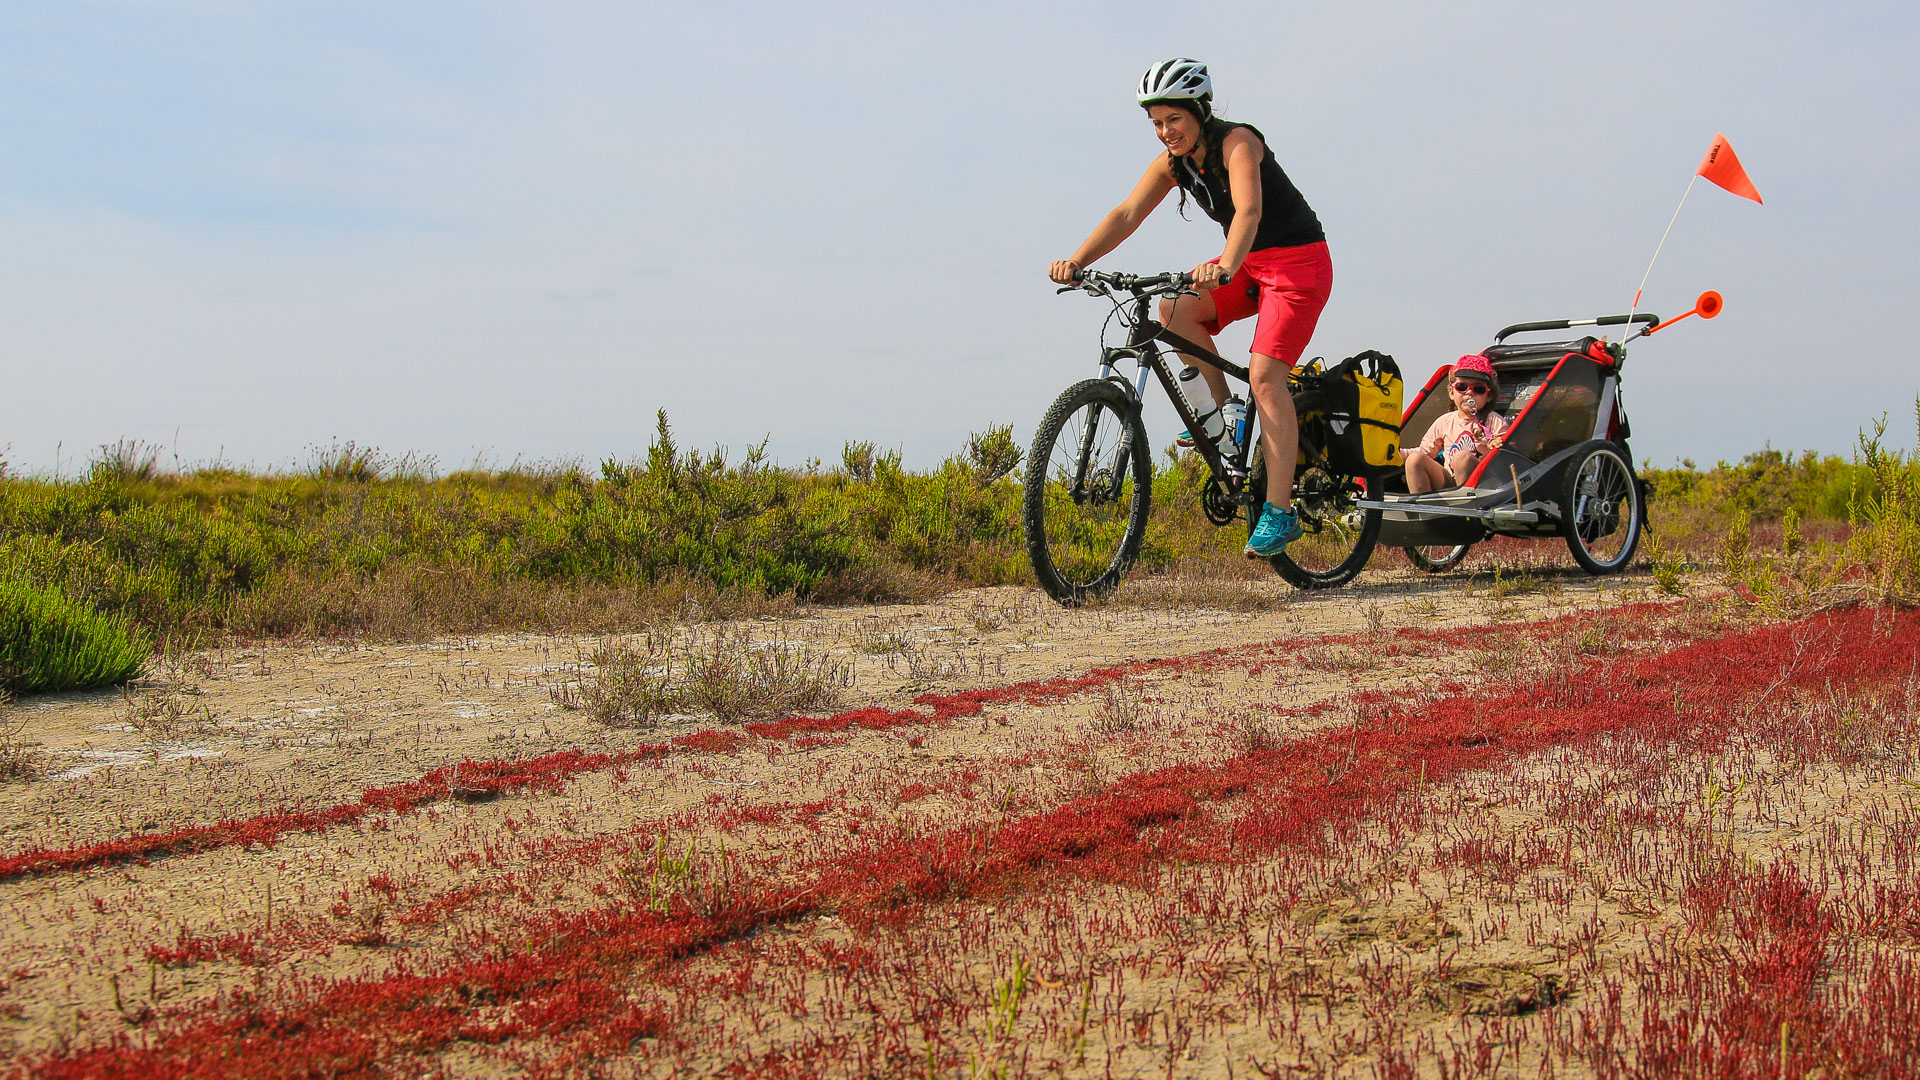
[1158, 292, 1231, 406]
[1242, 244, 1333, 511]
[1248, 353, 1296, 509]
[1406, 453, 1446, 493]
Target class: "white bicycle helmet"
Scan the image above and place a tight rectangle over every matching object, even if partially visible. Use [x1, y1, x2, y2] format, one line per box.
[1137, 58, 1212, 116]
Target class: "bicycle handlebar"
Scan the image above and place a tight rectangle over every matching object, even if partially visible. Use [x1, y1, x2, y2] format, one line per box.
[1065, 268, 1230, 293]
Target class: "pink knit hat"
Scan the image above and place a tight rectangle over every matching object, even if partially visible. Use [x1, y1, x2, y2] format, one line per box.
[1451, 354, 1496, 383]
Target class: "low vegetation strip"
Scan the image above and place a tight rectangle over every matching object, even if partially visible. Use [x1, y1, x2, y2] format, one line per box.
[0, 421, 1247, 644]
[8, 417, 1914, 653]
[28, 607, 1913, 1078]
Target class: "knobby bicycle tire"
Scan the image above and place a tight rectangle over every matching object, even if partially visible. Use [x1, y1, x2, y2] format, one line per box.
[1248, 445, 1382, 590]
[1022, 379, 1152, 605]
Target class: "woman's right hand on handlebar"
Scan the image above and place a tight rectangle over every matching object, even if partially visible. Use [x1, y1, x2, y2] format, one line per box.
[1188, 262, 1231, 290]
[1048, 259, 1082, 285]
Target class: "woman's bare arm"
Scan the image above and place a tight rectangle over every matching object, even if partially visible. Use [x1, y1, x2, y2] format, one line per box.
[1213, 128, 1263, 280]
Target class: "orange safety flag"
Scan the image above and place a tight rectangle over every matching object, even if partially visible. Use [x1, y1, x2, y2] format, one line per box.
[1696, 133, 1762, 204]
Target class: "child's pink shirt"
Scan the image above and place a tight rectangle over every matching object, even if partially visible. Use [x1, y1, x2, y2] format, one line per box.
[1419, 411, 1509, 464]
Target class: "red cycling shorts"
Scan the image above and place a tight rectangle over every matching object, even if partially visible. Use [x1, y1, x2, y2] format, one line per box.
[1197, 241, 1333, 367]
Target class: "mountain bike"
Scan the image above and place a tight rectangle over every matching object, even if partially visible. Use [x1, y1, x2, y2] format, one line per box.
[1022, 269, 1383, 604]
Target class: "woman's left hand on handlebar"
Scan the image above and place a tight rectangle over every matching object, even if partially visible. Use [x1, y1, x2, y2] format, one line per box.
[1048, 259, 1082, 285]
[1189, 262, 1231, 290]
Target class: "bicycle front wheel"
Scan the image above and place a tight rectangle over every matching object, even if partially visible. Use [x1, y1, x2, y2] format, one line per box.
[1022, 379, 1152, 605]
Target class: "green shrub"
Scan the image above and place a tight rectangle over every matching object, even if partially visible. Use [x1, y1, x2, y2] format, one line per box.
[1842, 410, 1920, 606]
[0, 578, 149, 693]
[1703, 403, 1920, 613]
[1642, 448, 1877, 524]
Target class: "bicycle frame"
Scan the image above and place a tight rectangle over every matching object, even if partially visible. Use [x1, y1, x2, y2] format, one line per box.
[1096, 286, 1259, 504]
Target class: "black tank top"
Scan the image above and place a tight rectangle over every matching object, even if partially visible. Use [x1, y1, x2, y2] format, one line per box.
[1171, 120, 1325, 250]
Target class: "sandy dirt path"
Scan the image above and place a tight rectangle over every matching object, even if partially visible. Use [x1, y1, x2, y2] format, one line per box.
[0, 569, 1666, 1068]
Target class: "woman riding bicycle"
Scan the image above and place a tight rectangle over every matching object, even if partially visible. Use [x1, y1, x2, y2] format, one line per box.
[1048, 57, 1333, 557]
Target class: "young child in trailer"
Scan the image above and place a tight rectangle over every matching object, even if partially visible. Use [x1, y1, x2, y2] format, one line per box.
[1406, 354, 1508, 493]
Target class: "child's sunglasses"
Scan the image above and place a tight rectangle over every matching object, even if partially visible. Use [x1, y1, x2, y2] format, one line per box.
[1452, 381, 1492, 395]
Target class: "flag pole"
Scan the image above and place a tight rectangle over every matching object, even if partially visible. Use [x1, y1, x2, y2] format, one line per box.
[1629, 174, 1699, 316]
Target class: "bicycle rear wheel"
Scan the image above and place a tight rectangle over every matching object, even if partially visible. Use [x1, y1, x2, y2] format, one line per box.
[1022, 379, 1152, 605]
[1249, 446, 1381, 589]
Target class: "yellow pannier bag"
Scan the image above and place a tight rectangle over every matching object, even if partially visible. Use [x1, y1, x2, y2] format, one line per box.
[1293, 350, 1404, 473]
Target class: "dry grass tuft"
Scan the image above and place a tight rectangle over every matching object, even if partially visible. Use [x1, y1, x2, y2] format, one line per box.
[549, 639, 676, 728]
[1484, 567, 1544, 600]
[0, 689, 42, 783]
[118, 684, 220, 745]
[1229, 709, 1283, 754]
[554, 627, 850, 728]
[1105, 552, 1286, 612]
[810, 561, 952, 605]
[1297, 644, 1376, 674]
[616, 835, 747, 919]
[1093, 676, 1146, 733]
[678, 630, 850, 721]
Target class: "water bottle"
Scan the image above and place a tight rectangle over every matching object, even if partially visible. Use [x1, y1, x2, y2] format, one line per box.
[1176, 367, 1226, 447]
[1219, 398, 1248, 455]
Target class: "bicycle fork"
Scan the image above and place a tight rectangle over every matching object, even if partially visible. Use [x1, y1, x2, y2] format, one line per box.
[1076, 349, 1156, 504]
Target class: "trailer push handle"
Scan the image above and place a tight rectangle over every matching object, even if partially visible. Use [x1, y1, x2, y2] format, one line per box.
[1494, 312, 1659, 343]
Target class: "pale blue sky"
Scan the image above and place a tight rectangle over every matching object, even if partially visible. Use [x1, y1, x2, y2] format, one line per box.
[3, 1, 1915, 475]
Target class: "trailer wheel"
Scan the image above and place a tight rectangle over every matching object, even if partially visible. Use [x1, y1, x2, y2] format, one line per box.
[1405, 543, 1472, 573]
[1560, 441, 1643, 575]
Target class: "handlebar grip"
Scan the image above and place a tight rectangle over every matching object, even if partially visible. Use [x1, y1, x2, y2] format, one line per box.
[1175, 271, 1230, 288]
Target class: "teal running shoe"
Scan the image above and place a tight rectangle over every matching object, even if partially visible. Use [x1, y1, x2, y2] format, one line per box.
[1175, 429, 1196, 448]
[1245, 503, 1303, 558]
